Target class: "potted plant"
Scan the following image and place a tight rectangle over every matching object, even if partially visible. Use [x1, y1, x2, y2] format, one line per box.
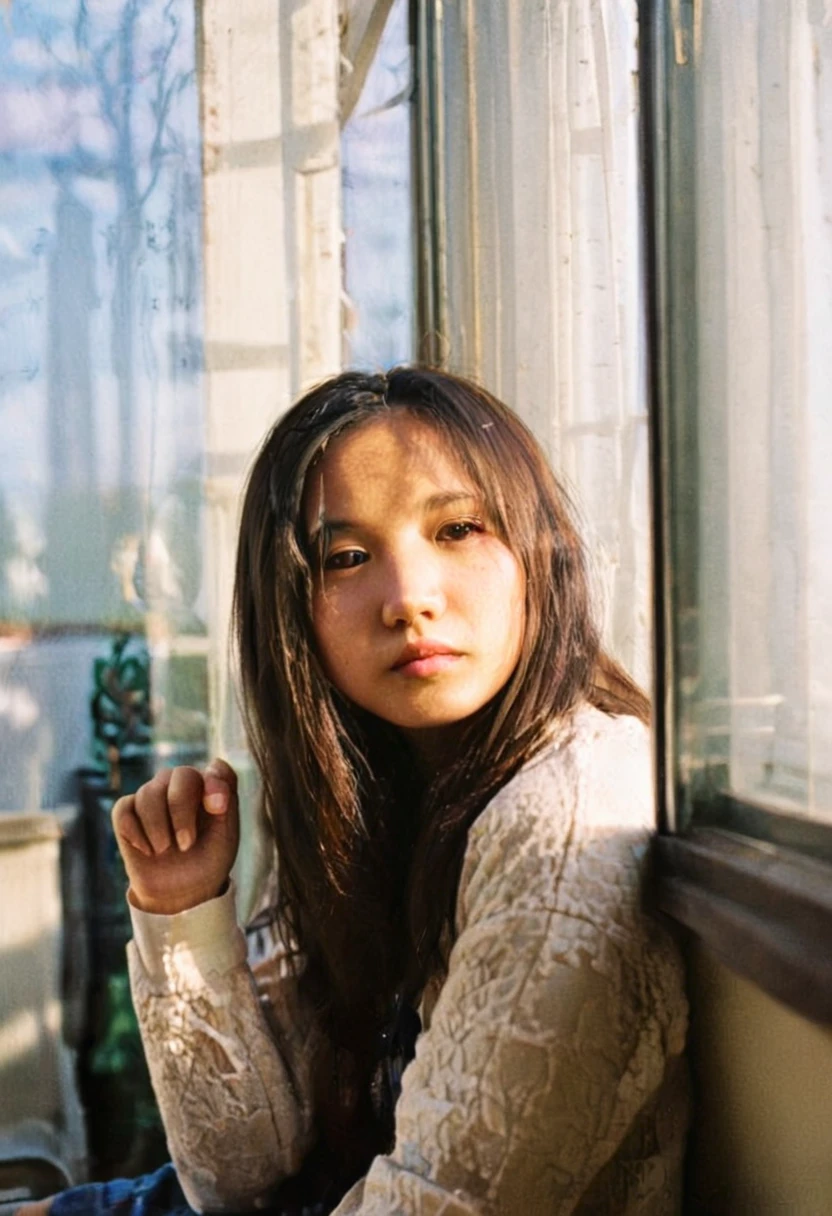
[77, 632, 166, 1178]
[89, 631, 152, 793]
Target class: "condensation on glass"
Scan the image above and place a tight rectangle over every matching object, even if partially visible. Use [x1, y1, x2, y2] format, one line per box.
[340, 0, 414, 369]
[0, 0, 207, 812]
[665, 3, 832, 820]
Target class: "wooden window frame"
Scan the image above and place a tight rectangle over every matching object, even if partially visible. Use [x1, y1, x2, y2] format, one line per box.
[639, 0, 832, 1028]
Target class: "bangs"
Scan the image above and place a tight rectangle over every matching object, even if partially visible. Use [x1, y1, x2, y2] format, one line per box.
[394, 393, 558, 578]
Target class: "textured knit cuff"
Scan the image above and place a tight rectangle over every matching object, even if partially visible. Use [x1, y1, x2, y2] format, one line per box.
[128, 881, 247, 988]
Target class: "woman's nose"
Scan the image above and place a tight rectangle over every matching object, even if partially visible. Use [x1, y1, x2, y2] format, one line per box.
[380, 550, 447, 628]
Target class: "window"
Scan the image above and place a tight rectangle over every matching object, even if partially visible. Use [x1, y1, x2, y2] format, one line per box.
[0, 0, 208, 812]
[0, 0, 208, 1175]
[647, 0, 832, 1020]
[341, 0, 415, 368]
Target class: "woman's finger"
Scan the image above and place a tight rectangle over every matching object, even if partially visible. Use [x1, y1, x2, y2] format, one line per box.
[202, 758, 237, 816]
[166, 765, 206, 853]
[112, 794, 152, 858]
[133, 769, 177, 855]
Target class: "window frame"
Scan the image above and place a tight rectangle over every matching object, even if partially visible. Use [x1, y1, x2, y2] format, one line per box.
[640, 0, 832, 1027]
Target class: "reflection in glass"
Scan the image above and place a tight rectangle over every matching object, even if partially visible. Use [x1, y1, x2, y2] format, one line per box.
[0, 0, 206, 810]
[663, 4, 832, 821]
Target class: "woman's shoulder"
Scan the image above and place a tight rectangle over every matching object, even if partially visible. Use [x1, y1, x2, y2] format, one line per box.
[480, 701, 652, 836]
[457, 703, 655, 933]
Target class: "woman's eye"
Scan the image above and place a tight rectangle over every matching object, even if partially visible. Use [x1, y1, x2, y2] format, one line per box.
[324, 549, 368, 571]
[438, 519, 483, 542]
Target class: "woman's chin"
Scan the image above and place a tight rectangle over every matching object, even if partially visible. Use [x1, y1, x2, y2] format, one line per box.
[369, 694, 472, 732]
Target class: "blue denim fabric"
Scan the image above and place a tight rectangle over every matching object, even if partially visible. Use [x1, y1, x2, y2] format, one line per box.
[45, 1165, 327, 1215]
[48, 1164, 196, 1216]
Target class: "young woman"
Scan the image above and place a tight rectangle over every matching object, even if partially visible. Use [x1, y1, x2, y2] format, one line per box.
[32, 368, 688, 1216]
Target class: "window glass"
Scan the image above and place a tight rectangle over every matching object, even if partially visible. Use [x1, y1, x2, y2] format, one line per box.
[664, 3, 832, 823]
[341, 0, 414, 369]
[0, 0, 206, 809]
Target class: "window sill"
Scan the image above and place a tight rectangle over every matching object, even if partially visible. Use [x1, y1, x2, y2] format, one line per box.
[654, 827, 832, 1025]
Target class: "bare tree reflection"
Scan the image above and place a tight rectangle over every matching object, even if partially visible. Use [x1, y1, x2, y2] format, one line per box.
[44, 175, 105, 621]
[31, 0, 200, 626]
[76, 0, 183, 491]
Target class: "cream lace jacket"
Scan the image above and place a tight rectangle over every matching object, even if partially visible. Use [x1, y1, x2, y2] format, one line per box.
[127, 705, 689, 1215]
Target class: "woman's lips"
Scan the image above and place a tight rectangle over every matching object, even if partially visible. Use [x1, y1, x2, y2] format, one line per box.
[394, 653, 461, 678]
[392, 643, 462, 678]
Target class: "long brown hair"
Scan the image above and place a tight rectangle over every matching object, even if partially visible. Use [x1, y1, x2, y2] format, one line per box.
[233, 367, 647, 1181]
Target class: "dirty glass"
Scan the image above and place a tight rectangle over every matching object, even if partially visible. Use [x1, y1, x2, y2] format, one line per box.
[0, 0, 207, 813]
[662, 3, 832, 824]
[341, 0, 414, 369]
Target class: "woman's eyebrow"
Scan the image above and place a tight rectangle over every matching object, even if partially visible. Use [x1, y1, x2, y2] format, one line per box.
[309, 491, 481, 542]
[316, 519, 352, 536]
[423, 490, 480, 511]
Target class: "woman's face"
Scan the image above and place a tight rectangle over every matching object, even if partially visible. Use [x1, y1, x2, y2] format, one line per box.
[304, 413, 526, 748]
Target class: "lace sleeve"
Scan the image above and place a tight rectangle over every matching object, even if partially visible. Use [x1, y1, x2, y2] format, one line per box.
[127, 884, 320, 1213]
[331, 709, 689, 1215]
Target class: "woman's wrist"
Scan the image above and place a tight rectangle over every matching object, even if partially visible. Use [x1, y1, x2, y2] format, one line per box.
[128, 879, 246, 984]
[127, 880, 230, 916]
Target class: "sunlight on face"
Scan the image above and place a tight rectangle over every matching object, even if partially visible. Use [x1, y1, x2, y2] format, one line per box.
[304, 413, 526, 750]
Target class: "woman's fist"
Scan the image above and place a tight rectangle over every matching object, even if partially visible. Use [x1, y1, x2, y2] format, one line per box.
[112, 759, 240, 915]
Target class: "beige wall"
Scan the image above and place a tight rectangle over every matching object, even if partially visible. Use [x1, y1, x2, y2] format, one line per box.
[0, 813, 86, 1179]
[686, 943, 832, 1215]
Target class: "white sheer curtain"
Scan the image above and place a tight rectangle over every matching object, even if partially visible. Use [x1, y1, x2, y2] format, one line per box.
[691, 0, 832, 817]
[430, 0, 650, 686]
[198, 0, 343, 915]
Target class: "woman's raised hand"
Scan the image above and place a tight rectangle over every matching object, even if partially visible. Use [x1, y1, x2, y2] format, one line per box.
[112, 759, 240, 915]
